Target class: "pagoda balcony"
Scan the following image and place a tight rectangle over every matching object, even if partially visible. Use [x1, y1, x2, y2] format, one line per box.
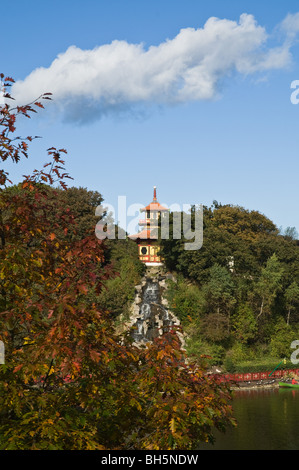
[139, 218, 155, 225]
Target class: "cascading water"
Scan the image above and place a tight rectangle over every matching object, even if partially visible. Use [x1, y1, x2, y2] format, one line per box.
[131, 278, 174, 343]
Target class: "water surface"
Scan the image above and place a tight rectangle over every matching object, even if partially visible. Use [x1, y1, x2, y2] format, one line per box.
[200, 387, 299, 450]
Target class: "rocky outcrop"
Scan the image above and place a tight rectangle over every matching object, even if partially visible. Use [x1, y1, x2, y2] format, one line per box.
[125, 267, 184, 347]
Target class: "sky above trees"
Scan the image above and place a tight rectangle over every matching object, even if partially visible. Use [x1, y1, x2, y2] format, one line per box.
[2, 0, 299, 235]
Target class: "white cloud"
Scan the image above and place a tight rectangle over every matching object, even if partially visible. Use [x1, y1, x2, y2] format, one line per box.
[280, 12, 299, 38]
[11, 13, 297, 123]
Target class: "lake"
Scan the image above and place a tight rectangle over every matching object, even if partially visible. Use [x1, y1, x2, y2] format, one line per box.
[199, 387, 299, 450]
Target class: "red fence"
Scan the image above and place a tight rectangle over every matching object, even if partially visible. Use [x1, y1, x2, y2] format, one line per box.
[214, 368, 299, 383]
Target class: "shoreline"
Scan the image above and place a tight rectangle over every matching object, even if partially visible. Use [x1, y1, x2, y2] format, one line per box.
[231, 379, 280, 391]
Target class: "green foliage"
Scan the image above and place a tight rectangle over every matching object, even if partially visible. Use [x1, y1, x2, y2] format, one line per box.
[269, 318, 299, 358]
[285, 281, 299, 324]
[97, 238, 145, 319]
[160, 203, 299, 368]
[97, 256, 143, 318]
[165, 277, 204, 324]
[281, 226, 299, 240]
[229, 359, 295, 374]
[224, 343, 251, 368]
[186, 335, 226, 367]
[160, 204, 281, 284]
[105, 237, 145, 277]
[232, 303, 257, 344]
[254, 253, 284, 319]
[200, 313, 230, 343]
[223, 356, 237, 373]
[56, 186, 104, 242]
[201, 264, 236, 316]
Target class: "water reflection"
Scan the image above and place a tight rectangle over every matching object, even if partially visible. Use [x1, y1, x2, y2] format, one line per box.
[199, 388, 299, 450]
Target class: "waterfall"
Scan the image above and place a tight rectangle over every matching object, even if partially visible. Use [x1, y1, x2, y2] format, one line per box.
[130, 275, 179, 344]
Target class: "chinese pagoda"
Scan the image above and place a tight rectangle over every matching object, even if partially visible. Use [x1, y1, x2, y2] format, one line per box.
[129, 186, 169, 266]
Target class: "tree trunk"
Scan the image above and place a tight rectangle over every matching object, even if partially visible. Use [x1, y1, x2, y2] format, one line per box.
[257, 296, 264, 318]
[287, 307, 291, 326]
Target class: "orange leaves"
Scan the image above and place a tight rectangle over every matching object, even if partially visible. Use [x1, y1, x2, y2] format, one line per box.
[48, 310, 54, 319]
[156, 349, 166, 360]
[1, 75, 14, 83]
[0, 73, 69, 189]
[34, 101, 44, 109]
[89, 350, 100, 363]
[21, 148, 73, 189]
[77, 283, 88, 295]
[0, 82, 52, 186]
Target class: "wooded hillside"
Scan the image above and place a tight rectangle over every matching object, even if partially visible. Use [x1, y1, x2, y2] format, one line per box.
[159, 205, 299, 370]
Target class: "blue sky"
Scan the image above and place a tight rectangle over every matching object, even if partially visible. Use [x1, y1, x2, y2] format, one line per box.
[2, 0, 299, 235]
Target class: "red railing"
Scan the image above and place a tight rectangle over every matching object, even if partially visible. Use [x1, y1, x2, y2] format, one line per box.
[212, 368, 299, 383]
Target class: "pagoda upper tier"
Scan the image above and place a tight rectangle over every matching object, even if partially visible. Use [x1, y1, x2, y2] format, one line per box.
[138, 186, 168, 228]
[129, 186, 169, 240]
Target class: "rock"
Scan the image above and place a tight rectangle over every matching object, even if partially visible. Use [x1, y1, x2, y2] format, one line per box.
[128, 274, 183, 347]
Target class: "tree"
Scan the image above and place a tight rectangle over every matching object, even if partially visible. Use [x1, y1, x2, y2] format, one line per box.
[232, 303, 257, 345]
[285, 282, 299, 325]
[159, 201, 299, 364]
[201, 313, 231, 343]
[202, 265, 235, 315]
[254, 254, 284, 319]
[165, 277, 204, 325]
[57, 186, 104, 242]
[160, 204, 280, 285]
[195, 265, 235, 346]
[281, 226, 299, 241]
[269, 318, 299, 358]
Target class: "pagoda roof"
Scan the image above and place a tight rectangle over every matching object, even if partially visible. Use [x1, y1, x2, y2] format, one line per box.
[140, 186, 169, 212]
[141, 201, 169, 212]
[129, 228, 158, 240]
